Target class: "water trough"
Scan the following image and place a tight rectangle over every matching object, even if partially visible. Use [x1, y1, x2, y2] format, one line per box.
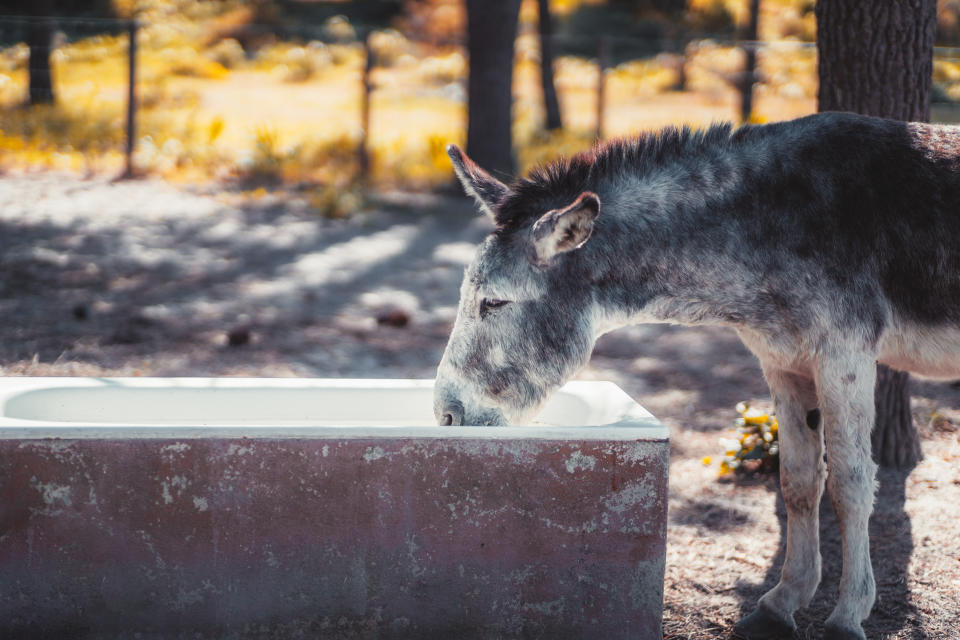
[0, 377, 669, 639]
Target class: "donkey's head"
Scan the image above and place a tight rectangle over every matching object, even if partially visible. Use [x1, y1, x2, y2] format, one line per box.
[434, 145, 603, 426]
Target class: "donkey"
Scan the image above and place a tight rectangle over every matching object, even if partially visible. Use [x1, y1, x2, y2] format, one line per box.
[434, 112, 960, 640]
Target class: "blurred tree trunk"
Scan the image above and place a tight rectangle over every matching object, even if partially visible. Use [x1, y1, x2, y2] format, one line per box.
[817, 0, 934, 121]
[816, 0, 936, 468]
[671, 36, 688, 92]
[27, 0, 55, 105]
[464, 0, 522, 178]
[739, 0, 759, 122]
[537, 0, 562, 131]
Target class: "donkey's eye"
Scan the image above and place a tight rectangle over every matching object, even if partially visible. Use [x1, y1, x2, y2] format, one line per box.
[480, 298, 510, 318]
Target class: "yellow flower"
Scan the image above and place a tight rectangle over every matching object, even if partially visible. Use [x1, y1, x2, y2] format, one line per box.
[743, 408, 769, 424]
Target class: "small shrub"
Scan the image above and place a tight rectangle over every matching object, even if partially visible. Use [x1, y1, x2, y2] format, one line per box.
[229, 127, 364, 187]
[207, 117, 224, 144]
[518, 129, 596, 175]
[52, 35, 125, 67]
[255, 42, 332, 82]
[309, 184, 363, 219]
[0, 72, 21, 106]
[160, 46, 229, 79]
[609, 58, 680, 96]
[774, 7, 816, 41]
[685, 0, 737, 35]
[281, 45, 331, 82]
[323, 15, 356, 43]
[0, 44, 29, 72]
[0, 102, 124, 152]
[368, 29, 412, 68]
[418, 51, 466, 85]
[717, 401, 779, 476]
[243, 125, 284, 184]
[205, 38, 246, 70]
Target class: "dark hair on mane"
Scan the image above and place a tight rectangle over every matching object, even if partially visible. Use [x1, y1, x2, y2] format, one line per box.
[496, 121, 749, 231]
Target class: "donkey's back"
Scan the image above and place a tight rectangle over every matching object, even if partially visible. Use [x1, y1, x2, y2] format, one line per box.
[742, 113, 960, 376]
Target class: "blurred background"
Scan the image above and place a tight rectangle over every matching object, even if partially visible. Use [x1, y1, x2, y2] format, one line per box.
[3, 0, 960, 202]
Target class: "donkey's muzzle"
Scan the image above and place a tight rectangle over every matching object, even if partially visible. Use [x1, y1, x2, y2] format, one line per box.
[438, 400, 464, 426]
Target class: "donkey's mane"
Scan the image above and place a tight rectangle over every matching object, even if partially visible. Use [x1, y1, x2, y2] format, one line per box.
[497, 121, 753, 230]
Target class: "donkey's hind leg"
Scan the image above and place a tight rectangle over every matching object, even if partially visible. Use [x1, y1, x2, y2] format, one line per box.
[734, 367, 825, 639]
[816, 351, 878, 640]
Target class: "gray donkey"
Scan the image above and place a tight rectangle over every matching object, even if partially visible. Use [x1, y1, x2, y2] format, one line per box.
[434, 112, 960, 640]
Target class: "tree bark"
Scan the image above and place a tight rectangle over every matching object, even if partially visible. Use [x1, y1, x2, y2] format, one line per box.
[465, 0, 522, 178]
[872, 367, 922, 468]
[537, 0, 562, 131]
[816, 0, 937, 469]
[26, 6, 55, 105]
[817, 0, 935, 121]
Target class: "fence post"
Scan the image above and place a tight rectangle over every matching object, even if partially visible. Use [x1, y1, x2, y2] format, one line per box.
[359, 32, 373, 185]
[596, 36, 608, 141]
[26, 16, 54, 104]
[121, 18, 138, 179]
[740, 0, 760, 123]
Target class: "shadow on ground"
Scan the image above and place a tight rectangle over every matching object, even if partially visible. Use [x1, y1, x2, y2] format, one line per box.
[0, 177, 488, 377]
[732, 467, 925, 639]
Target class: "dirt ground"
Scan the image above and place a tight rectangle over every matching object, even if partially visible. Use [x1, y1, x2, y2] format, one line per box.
[1, 173, 958, 639]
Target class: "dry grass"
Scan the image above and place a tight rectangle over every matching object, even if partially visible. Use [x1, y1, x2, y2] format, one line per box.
[658, 428, 960, 639]
[4, 0, 960, 193]
[0, 0, 832, 193]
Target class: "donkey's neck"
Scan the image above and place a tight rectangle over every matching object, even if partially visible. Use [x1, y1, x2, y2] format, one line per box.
[584, 141, 774, 335]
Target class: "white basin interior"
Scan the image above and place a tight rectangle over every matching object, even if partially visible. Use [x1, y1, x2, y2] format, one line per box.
[5, 385, 440, 426]
[0, 378, 665, 438]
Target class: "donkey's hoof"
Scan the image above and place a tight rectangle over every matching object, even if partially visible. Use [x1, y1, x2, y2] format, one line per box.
[732, 604, 796, 639]
[822, 621, 866, 640]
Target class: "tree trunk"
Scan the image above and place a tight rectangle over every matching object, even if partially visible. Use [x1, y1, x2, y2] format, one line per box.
[816, 0, 937, 469]
[26, 8, 55, 105]
[872, 367, 922, 467]
[739, 0, 760, 123]
[817, 0, 934, 121]
[537, 0, 562, 131]
[674, 40, 688, 92]
[465, 0, 522, 178]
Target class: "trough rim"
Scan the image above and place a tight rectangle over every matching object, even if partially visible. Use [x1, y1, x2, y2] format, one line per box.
[0, 376, 669, 441]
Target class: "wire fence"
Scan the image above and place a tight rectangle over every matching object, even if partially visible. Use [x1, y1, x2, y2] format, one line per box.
[1, 13, 959, 188]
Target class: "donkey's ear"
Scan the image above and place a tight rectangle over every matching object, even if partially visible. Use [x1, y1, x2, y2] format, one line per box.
[447, 144, 510, 219]
[530, 192, 600, 265]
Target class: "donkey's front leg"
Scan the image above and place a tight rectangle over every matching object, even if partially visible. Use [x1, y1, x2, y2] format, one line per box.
[816, 353, 878, 640]
[734, 368, 825, 639]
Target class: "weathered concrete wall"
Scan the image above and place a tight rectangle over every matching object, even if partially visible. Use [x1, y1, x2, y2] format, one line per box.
[0, 437, 668, 639]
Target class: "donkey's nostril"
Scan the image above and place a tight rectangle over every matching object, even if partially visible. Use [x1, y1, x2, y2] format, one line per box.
[439, 403, 464, 426]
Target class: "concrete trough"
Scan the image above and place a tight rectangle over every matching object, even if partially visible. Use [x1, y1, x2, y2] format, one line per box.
[0, 377, 669, 639]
